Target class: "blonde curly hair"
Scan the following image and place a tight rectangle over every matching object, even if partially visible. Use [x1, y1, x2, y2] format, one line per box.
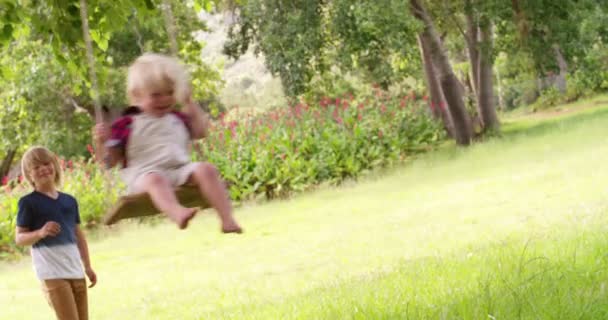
[127, 53, 190, 105]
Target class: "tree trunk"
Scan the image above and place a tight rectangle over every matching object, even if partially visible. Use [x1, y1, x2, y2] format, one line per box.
[553, 44, 568, 94]
[0, 148, 17, 180]
[495, 64, 505, 110]
[465, 0, 480, 97]
[417, 35, 454, 137]
[511, 0, 529, 40]
[477, 17, 500, 131]
[410, 0, 472, 145]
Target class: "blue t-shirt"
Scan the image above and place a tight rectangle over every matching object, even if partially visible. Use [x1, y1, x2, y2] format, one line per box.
[17, 191, 85, 280]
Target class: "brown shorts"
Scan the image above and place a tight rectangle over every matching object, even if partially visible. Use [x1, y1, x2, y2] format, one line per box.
[42, 278, 88, 320]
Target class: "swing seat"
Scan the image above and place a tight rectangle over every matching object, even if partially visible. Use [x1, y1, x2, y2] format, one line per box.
[102, 185, 210, 225]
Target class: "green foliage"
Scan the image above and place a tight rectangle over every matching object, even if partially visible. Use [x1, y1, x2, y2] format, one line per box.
[196, 90, 444, 200]
[224, 0, 326, 98]
[0, 39, 94, 157]
[1, 91, 443, 256]
[530, 87, 563, 110]
[0, 1, 223, 160]
[330, 0, 420, 88]
[566, 44, 608, 100]
[224, 0, 421, 98]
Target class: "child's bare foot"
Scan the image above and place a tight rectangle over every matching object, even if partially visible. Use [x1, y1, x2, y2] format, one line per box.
[221, 219, 243, 234]
[174, 207, 197, 229]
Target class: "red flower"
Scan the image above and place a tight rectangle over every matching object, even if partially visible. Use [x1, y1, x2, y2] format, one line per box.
[86, 144, 94, 155]
[320, 97, 331, 108]
[270, 112, 279, 121]
[341, 100, 349, 110]
[1, 176, 8, 186]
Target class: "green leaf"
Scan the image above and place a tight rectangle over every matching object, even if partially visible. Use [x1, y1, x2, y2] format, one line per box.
[144, 0, 155, 10]
[1, 24, 13, 41]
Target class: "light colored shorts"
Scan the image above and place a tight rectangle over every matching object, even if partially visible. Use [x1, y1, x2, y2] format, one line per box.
[128, 163, 199, 194]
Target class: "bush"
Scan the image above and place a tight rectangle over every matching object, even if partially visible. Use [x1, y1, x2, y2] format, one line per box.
[195, 89, 444, 200]
[1, 89, 444, 257]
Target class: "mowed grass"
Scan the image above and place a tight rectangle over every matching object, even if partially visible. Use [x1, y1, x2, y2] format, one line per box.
[1, 96, 608, 319]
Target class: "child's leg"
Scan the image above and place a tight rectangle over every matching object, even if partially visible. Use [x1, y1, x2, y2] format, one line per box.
[42, 279, 79, 320]
[137, 172, 197, 229]
[71, 279, 88, 320]
[188, 163, 242, 233]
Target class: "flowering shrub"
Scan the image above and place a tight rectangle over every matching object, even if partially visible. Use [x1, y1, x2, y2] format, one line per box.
[0, 90, 444, 257]
[196, 90, 444, 200]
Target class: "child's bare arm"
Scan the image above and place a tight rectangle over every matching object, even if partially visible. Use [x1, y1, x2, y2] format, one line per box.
[75, 226, 97, 287]
[15, 222, 60, 246]
[183, 95, 210, 140]
[93, 123, 124, 168]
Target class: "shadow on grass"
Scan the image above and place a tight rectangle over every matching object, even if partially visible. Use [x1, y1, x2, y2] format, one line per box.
[501, 104, 608, 139]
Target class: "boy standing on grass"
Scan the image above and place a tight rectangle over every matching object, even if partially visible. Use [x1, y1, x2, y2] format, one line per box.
[15, 146, 97, 320]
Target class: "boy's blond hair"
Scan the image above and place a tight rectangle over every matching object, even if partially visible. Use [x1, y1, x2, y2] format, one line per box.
[21, 146, 62, 188]
[127, 53, 190, 105]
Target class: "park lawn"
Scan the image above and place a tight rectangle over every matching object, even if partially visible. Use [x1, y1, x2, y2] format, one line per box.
[1, 97, 608, 319]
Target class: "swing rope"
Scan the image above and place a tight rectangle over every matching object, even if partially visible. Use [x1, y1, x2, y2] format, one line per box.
[77, 0, 210, 225]
[161, 0, 179, 56]
[79, 0, 102, 124]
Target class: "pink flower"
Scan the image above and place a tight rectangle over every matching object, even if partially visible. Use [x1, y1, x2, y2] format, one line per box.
[86, 144, 94, 155]
[341, 100, 349, 110]
[320, 97, 329, 108]
[1, 176, 8, 186]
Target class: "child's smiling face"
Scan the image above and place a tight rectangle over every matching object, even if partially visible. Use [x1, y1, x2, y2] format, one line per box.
[138, 88, 177, 117]
[29, 161, 56, 187]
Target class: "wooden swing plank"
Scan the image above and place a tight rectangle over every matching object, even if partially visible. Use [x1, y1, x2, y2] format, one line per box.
[102, 186, 210, 225]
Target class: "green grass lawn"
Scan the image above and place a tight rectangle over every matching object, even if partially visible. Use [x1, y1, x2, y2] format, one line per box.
[2, 96, 608, 319]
